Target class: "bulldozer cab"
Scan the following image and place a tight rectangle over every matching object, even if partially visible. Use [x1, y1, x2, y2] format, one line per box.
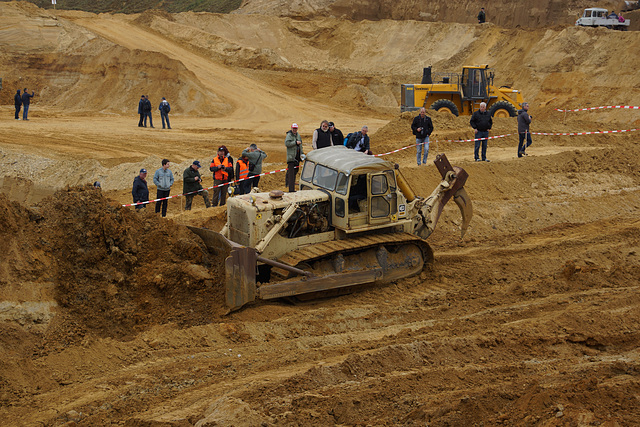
[462, 67, 488, 100]
[302, 147, 404, 231]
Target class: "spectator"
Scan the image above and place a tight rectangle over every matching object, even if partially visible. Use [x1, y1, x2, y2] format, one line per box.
[328, 122, 344, 147]
[158, 97, 171, 129]
[347, 126, 371, 155]
[241, 143, 267, 189]
[411, 107, 434, 166]
[183, 161, 211, 210]
[14, 89, 22, 120]
[143, 95, 154, 128]
[478, 7, 486, 24]
[132, 168, 149, 210]
[608, 10, 619, 19]
[235, 154, 252, 195]
[138, 95, 145, 127]
[153, 159, 174, 217]
[21, 88, 35, 121]
[93, 181, 101, 189]
[618, 13, 625, 23]
[470, 102, 492, 162]
[312, 120, 332, 149]
[210, 146, 234, 206]
[517, 102, 533, 158]
[285, 123, 303, 192]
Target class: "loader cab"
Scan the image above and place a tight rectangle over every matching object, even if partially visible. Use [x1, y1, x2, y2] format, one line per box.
[301, 147, 401, 232]
[462, 66, 489, 100]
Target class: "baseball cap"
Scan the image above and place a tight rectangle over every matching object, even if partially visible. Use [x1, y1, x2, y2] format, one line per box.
[192, 160, 202, 168]
[328, 122, 334, 127]
[140, 168, 147, 173]
[291, 123, 298, 128]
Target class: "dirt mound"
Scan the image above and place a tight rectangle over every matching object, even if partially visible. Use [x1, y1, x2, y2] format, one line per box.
[0, 187, 227, 342]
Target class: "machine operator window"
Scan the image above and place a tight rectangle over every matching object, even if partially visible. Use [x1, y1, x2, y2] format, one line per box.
[371, 175, 388, 195]
[385, 170, 396, 191]
[301, 161, 315, 183]
[312, 164, 338, 191]
[336, 173, 349, 195]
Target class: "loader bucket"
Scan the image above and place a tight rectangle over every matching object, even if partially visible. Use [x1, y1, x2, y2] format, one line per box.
[187, 226, 257, 311]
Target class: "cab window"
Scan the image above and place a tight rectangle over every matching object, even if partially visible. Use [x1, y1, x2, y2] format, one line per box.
[301, 161, 315, 183]
[313, 164, 338, 191]
[336, 173, 349, 195]
[371, 174, 388, 195]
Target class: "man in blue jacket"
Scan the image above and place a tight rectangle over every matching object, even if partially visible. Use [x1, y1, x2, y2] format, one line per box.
[21, 88, 34, 120]
[14, 90, 22, 120]
[159, 97, 171, 129]
[153, 159, 174, 217]
[132, 168, 149, 210]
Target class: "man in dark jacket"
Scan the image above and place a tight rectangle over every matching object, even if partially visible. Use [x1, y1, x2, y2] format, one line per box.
[159, 97, 171, 129]
[478, 8, 486, 23]
[312, 120, 333, 149]
[14, 90, 22, 120]
[470, 102, 492, 162]
[517, 102, 533, 158]
[411, 107, 434, 166]
[138, 95, 145, 127]
[21, 88, 34, 121]
[347, 126, 371, 155]
[143, 95, 154, 128]
[183, 161, 211, 210]
[328, 122, 343, 147]
[132, 168, 149, 210]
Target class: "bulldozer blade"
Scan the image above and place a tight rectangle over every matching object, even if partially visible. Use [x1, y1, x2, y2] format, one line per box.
[257, 268, 383, 300]
[225, 246, 257, 311]
[454, 187, 473, 238]
[187, 226, 258, 311]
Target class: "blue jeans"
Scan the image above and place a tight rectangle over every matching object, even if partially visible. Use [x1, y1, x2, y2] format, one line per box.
[161, 112, 171, 129]
[144, 111, 153, 127]
[22, 104, 30, 120]
[474, 131, 489, 160]
[416, 137, 430, 165]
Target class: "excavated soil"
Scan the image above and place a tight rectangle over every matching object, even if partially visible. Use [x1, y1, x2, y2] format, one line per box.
[1, 1, 640, 425]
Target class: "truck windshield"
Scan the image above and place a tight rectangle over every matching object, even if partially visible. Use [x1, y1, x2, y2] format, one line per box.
[312, 164, 338, 191]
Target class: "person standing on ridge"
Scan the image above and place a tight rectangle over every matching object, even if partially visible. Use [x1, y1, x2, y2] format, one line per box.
[14, 89, 22, 120]
[478, 7, 486, 24]
[411, 107, 434, 166]
[153, 159, 174, 217]
[159, 97, 171, 129]
[470, 102, 492, 162]
[285, 123, 303, 192]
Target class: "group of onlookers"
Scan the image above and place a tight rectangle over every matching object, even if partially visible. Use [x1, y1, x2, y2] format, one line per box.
[138, 95, 172, 129]
[131, 143, 268, 214]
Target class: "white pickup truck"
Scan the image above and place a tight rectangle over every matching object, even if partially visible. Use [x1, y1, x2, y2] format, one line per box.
[575, 8, 630, 29]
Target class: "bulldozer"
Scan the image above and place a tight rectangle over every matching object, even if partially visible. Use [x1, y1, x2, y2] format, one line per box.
[401, 65, 524, 118]
[189, 146, 472, 311]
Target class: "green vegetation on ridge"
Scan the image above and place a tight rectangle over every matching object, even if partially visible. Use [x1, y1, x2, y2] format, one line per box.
[2, 0, 242, 14]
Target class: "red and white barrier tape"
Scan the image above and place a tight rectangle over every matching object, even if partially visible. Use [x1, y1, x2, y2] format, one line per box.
[556, 105, 639, 112]
[123, 126, 638, 207]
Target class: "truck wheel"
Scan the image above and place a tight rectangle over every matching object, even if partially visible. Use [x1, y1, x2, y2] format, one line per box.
[430, 99, 459, 116]
[489, 101, 518, 118]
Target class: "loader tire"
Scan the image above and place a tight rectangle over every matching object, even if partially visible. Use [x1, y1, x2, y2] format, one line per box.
[431, 99, 459, 116]
[489, 101, 518, 118]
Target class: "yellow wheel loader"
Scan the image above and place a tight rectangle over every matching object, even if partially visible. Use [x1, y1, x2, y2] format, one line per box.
[401, 65, 524, 118]
[190, 146, 472, 311]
